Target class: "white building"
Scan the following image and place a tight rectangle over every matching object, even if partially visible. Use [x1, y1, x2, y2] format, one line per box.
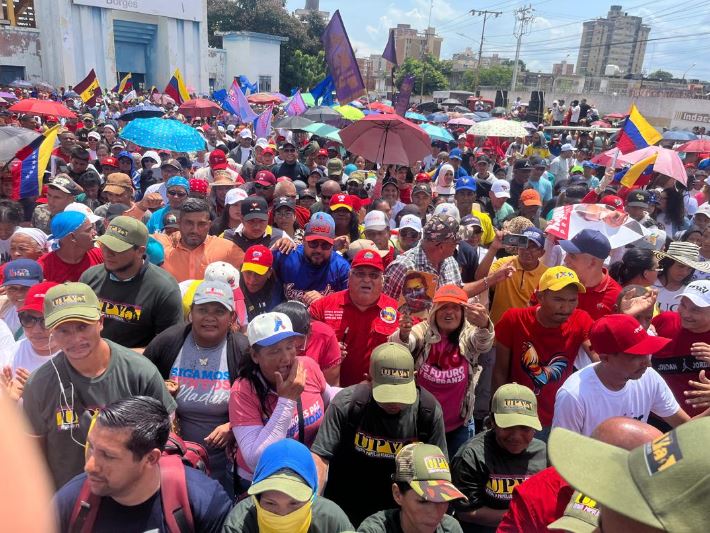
[216, 31, 288, 93]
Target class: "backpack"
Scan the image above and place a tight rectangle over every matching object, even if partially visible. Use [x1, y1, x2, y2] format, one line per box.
[347, 383, 438, 444]
[68, 433, 210, 533]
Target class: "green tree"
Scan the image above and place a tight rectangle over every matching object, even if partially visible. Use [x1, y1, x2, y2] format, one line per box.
[283, 50, 327, 92]
[395, 55, 451, 95]
[501, 58, 526, 72]
[648, 69, 673, 82]
[461, 65, 514, 90]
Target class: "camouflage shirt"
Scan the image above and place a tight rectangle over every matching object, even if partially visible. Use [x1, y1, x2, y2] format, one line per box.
[31, 204, 52, 235]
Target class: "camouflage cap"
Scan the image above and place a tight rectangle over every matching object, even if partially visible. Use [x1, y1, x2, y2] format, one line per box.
[423, 214, 460, 242]
[548, 491, 600, 533]
[394, 443, 467, 503]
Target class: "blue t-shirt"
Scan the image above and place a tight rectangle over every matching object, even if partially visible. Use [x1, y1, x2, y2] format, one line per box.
[54, 467, 232, 533]
[527, 178, 553, 203]
[147, 206, 169, 234]
[273, 245, 350, 301]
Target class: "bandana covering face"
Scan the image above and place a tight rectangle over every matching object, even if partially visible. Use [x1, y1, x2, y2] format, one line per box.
[254, 496, 312, 533]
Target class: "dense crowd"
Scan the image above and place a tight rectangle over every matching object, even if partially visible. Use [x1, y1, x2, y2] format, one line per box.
[0, 85, 709, 533]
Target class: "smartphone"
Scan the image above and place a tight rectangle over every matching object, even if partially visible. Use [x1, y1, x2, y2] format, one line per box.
[502, 234, 530, 247]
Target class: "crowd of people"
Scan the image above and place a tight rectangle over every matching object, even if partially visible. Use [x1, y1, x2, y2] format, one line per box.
[0, 83, 709, 533]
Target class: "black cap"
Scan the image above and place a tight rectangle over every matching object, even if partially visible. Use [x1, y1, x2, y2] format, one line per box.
[241, 195, 269, 221]
[106, 203, 130, 221]
[476, 156, 490, 164]
[299, 189, 317, 199]
[412, 183, 432, 196]
[71, 146, 90, 161]
[273, 196, 296, 211]
[626, 190, 650, 208]
[382, 175, 399, 188]
[162, 209, 181, 229]
[514, 158, 532, 170]
[529, 156, 546, 168]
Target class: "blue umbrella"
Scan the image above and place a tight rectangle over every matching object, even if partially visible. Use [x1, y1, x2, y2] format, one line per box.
[119, 117, 206, 152]
[662, 130, 696, 141]
[421, 123, 454, 143]
[405, 111, 427, 122]
[427, 112, 449, 123]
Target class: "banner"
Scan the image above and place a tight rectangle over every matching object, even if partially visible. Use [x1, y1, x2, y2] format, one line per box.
[255, 105, 274, 139]
[546, 204, 645, 248]
[382, 29, 398, 65]
[394, 75, 415, 116]
[226, 80, 258, 123]
[321, 10, 366, 104]
[74, 69, 102, 107]
[284, 90, 307, 116]
[12, 125, 60, 199]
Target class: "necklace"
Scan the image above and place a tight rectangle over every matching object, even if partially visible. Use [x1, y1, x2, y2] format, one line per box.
[193, 336, 210, 366]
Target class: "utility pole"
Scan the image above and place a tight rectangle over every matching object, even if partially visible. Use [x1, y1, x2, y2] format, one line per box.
[470, 9, 502, 95]
[510, 4, 534, 92]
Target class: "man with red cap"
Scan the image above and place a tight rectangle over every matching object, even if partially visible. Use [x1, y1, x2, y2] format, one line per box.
[309, 249, 399, 386]
[552, 314, 688, 436]
[252, 170, 277, 205]
[194, 149, 240, 183]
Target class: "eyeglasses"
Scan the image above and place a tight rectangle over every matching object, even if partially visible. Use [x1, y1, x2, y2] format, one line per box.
[167, 190, 187, 198]
[283, 148, 296, 153]
[352, 269, 381, 280]
[18, 312, 46, 330]
[254, 183, 273, 190]
[307, 240, 333, 250]
[399, 229, 420, 239]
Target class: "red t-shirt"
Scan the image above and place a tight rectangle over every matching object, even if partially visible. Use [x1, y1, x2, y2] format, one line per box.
[496, 306, 593, 426]
[51, 147, 71, 164]
[651, 311, 710, 410]
[303, 319, 342, 373]
[309, 289, 399, 387]
[38, 247, 104, 284]
[497, 467, 573, 533]
[577, 270, 622, 320]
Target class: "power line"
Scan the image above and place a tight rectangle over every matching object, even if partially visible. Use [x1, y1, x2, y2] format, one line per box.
[470, 8, 503, 92]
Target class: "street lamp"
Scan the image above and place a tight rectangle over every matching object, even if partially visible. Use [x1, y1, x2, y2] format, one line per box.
[682, 63, 696, 81]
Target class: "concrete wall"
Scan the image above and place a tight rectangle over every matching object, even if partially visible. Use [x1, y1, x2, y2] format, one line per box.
[0, 26, 42, 81]
[208, 48, 227, 90]
[222, 33, 284, 92]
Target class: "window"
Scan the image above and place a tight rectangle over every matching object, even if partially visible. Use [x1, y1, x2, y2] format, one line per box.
[0, 65, 25, 85]
[258, 76, 271, 93]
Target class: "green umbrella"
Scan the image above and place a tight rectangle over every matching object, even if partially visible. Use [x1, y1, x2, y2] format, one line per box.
[333, 105, 364, 121]
[303, 122, 342, 143]
[302, 92, 315, 107]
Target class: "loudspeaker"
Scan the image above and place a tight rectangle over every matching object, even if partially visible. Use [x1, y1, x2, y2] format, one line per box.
[495, 90, 508, 109]
[526, 91, 544, 124]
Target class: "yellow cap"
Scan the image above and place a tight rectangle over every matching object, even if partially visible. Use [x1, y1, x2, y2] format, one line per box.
[538, 266, 586, 293]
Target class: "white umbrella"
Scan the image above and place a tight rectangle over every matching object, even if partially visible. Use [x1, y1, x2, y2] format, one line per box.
[0, 126, 41, 161]
[466, 118, 529, 138]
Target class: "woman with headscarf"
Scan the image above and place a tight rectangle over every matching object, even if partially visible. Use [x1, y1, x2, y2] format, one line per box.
[9, 228, 49, 261]
[222, 439, 353, 532]
[433, 164, 456, 200]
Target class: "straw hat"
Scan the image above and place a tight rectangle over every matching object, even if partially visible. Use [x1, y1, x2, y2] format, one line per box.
[654, 242, 710, 273]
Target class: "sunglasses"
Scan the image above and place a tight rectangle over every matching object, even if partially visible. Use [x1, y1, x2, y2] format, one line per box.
[167, 190, 187, 198]
[18, 312, 46, 330]
[307, 240, 333, 251]
[254, 183, 273, 190]
[283, 148, 296, 153]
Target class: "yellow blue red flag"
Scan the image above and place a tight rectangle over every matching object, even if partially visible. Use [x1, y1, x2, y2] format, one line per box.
[164, 69, 190, 105]
[616, 104, 662, 154]
[12, 125, 60, 199]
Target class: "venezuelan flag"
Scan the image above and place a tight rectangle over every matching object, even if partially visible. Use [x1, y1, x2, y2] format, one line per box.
[164, 69, 190, 105]
[12, 125, 60, 199]
[616, 104, 662, 154]
[621, 153, 658, 188]
[74, 69, 102, 107]
[113, 72, 133, 94]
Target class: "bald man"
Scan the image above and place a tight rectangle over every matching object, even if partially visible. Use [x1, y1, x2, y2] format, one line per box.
[309, 179, 342, 215]
[497, 417, 661, 533]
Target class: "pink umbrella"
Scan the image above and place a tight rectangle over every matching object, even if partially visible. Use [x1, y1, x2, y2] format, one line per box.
[617, 145, 687, 186]
[448, 117, 475, 127]
[591, 148, 624, 168]
[675, 139, 710, 153]
[339, 114, 430, 165]
[151, 93, 175, 106]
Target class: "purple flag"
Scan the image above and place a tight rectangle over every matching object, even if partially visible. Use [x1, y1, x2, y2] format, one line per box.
[255, 105, 274, 139]
[227, 80, 258, 123]
[321, 10, 366, 104]
[394, 75, 415, 116]
[382, 29, 398, 65]
[285, 90, 307, 116]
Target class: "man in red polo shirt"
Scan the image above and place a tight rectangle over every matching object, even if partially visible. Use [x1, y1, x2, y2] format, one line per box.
[309, 249, 399, 386]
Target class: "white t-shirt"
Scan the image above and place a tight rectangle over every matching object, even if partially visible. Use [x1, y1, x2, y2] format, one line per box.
[552, 362, 679, 436]
[10, 338, 55, 376]
[652, 280, 686, 313]
[0, 319, 16, 369]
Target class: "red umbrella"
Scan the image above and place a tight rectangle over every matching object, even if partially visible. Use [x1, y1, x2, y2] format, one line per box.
[591, 148, 624, 168]
[178, 98, 222, 118]
[369, 101, 395, 114]
[247, 92, 282, 105]
[603, 112, 626, 120]
[675, 139, 710, 153]
[339, 114, 430, 165]
[8, 98, 76, 119]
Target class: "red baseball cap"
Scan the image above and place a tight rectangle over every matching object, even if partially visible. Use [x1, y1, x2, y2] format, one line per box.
[601, 195, 624, 212]
[254, 170, 276, 187]
[351, 249, 384, 271]
[19, 281, 59, 314]
[242, 245, 273, 275]
[317, 148, 329, 157]
[590, 314, 671, 355]
[209, 149, 228, 170]
[415, 172, 432, 183]
[262, 147, 276, 156]
[330, 193, 353, 211]
[100, 156, 119, 167]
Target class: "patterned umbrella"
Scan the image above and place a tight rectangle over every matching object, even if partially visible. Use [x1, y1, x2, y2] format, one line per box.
[118, 104, 165, 122]
[119, 117, 206, 152]
[448, 117, 475, 127]
[466, 119, 529, 138]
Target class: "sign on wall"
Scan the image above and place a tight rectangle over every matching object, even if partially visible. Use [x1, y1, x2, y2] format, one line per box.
[73, 0, 202, 22]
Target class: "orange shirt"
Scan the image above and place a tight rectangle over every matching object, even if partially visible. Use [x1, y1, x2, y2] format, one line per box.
[153, 233, 244, 282]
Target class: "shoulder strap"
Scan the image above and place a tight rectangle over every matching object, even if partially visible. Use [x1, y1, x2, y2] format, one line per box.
[347, 383, 373, 435]
[68, 478, 101, 533]
[416, 387, 438, 444]
[160, 454, 195, 533]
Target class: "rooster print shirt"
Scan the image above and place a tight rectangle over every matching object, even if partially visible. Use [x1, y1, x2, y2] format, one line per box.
[495, 306, 593, 426]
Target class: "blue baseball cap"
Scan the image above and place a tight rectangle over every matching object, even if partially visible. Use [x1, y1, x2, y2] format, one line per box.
[559, 229, 611, 260]
[449, 148, 463, 160]
[248, 439, 318, 502]
[456, 175, 477, 192]
[2, 259, 43, 287]
[582, 161, 598, 169]
[166, 176, 190, 191]
[522, 227, 545, 248]
[306, 212, 336, 243]
[49, 211, 87, 241]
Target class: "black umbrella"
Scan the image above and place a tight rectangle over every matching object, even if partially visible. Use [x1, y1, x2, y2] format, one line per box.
[273, 115, 315, 130]
[302, 106, 342, 125]
[118, 104, 165, 122]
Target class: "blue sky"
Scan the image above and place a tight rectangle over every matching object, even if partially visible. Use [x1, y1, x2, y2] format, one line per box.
[314, 0, 710, 80]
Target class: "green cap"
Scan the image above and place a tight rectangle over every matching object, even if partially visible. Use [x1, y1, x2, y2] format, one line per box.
[394, 443, 467, 503]
[549, 418, 710, 532]
[491, 383, 542, 431]
[96, 216, 148, 252]
[369, 342, 416, 405]
[547, 491, 600, 532]
[247, 469, 312, 503]
[43, 282, 101, 329]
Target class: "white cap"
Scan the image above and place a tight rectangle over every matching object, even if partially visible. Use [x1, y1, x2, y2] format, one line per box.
[256, 137, 269, 150]
[225, 188, 248, 206]
[364, 177, 377, 193]
[247, 312, 303, 347]
[204, 261, 240, 289]
[399, 214, 422, 233]
[458, 134, 466, 140]
[433, 202, 460, 222]
[561, 143, 576, 152]
[491, 179, 511, 199]
[65, 202, 101, 223]
[675, 280, 710, 308]
[141, 150, 161, 166]
[227, 124, 236, 132]
[87, 131, 101, 141]
[364, 210, 388, 231]
[239, 128, 253, 139]
[695, 203, 710, 218]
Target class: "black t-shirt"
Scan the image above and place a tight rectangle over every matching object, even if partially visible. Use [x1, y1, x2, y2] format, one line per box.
[359, 509, 463, 533]
[225, 226, 287, 253]
[454, 241, 479, 283]
[273, 161, 309, 181]
[54, 467, 232, 533]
